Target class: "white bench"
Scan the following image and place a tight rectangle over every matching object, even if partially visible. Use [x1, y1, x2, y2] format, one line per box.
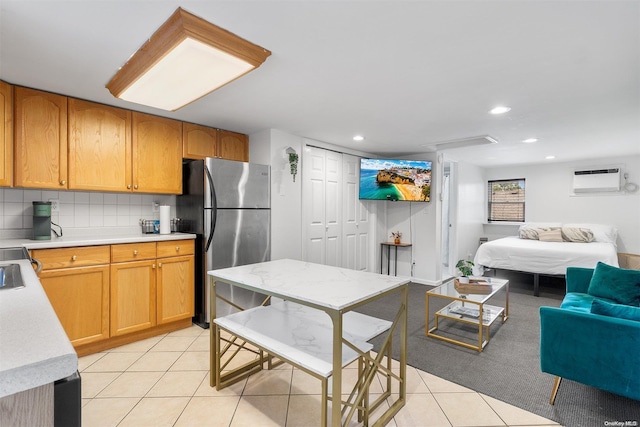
[214, 300, 393, 425]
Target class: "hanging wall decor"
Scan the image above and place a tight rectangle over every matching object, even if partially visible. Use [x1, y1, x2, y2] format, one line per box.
[286, 147, 299, 182]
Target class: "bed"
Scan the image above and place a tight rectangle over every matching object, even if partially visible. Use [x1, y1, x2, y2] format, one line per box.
[474, 223, 619, 296]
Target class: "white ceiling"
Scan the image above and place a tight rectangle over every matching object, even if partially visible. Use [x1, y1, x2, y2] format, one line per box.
[1, 1, 638, 167]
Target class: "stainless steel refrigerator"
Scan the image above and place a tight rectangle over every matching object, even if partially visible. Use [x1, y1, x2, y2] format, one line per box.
[177, 158, 270, 327]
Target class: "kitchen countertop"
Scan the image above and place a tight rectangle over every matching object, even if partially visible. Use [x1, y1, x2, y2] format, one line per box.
[0, 232, 196, 250]
[0, 232, 197, 398]
[0, 260, 77, 398]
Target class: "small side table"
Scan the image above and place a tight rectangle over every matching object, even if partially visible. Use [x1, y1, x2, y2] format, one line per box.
[380, 242, 412, 276]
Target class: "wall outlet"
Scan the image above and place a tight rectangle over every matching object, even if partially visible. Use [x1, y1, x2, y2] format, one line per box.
[152, 202, 159, 213]
[49, 199, 60, 212]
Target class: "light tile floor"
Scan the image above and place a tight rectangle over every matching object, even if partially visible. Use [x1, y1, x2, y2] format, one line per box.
[80, 325, 561, 427]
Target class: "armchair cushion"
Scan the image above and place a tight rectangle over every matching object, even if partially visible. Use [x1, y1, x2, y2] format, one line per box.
[587, 262, 640, 306]
[591, 299, 640, 321]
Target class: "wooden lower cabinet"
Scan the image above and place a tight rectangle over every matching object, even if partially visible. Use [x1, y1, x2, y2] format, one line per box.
[110, 260, 157, 336]
[40, 265, 110, 346]
[35, 240, 195, 356]
[157, 254, 194, 324]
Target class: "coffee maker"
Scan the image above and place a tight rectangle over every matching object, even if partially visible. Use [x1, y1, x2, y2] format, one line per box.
[32, 201, 51, 240]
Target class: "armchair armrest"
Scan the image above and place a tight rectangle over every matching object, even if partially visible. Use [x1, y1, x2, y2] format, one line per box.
[565, 267, 594, 293]
[540, 306, 640, 401]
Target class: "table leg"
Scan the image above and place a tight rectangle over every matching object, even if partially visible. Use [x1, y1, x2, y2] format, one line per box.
[394, 246, 398, 276]
[387, 245, 391, 275]
[329, 310, 343, 426]
[209, 277, 217, 387]
[478, 304, 483, 351]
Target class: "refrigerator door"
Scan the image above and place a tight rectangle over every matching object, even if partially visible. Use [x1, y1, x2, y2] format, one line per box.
[206, 209, 271, 317]
[206, 158, 270, 209]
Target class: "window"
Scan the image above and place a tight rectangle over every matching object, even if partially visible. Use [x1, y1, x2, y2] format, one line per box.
[488, 179, 525, 222]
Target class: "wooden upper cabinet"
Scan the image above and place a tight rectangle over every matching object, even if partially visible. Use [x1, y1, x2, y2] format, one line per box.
[0, 81, 12, 187]
[217, 129, 249, 162]
[14, 87, 68, 189]
[68, 99, 132, 191]
[132, 112, 182, 194]
[183, 122, 216, 160]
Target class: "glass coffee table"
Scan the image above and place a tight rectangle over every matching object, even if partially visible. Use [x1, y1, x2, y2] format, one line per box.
[425, 277, 509, 352]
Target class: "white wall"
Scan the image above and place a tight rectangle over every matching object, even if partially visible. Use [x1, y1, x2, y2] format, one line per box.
[484, 155, 640, 253]
[451, 161, 486, 265]
[249, 129, 304, 261]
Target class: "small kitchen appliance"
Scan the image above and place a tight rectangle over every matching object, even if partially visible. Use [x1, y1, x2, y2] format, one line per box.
[32, 201, 52, 240]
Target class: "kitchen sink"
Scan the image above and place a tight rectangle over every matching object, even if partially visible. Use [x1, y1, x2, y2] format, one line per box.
[0, 264, 25, 290]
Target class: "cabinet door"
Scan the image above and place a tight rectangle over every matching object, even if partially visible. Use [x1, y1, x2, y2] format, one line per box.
[217, 130, 249, 162]
[14, 87, 68, 189]
[68, 99, 132, 191]
[132, 112, 182, 194]
[183, 122, 216, 160]
[110, 260, 156, 336]
[157, 255, 194, 324]
[40, 265, 110, 346]
[0, 81, 12, 187]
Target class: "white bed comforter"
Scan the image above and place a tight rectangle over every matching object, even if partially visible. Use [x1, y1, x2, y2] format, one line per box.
[474, 236, 619, 276]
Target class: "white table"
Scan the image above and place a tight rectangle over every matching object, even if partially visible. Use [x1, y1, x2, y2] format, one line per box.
[208, 259, 409, 426]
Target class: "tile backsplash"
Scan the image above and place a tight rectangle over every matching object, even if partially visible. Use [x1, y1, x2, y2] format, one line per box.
[0, 188, 176, 237]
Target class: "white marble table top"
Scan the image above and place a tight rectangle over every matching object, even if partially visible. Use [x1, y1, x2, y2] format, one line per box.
[208, 259, 410, 311]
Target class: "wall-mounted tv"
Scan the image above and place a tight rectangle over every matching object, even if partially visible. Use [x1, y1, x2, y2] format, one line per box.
[359, 158, 432, 202]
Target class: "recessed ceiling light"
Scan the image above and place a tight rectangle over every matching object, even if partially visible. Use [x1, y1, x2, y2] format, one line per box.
[489, 106, 511, 115]
[522, 138, 538, 143]
[353, 135, 365, 141]
[545, 155, 556, 160]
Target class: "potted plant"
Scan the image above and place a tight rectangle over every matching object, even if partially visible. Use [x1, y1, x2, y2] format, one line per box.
[391, 231, 402, 244]
[456, 259, 475, 283]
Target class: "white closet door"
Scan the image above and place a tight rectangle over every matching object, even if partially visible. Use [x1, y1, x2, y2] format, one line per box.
[342, 154, 370, 271]
[324, 150, 342, 266]
[304, 146, 328, 264]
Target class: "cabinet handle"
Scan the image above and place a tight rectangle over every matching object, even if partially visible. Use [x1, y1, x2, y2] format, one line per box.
[127, 184, 131, 189]
[133, 250, 138, 256]
[71, 255, 77, 261]
[134, 184, 139, 190]
[60, 180, 66, 185]
[175, 246, 180, 252]
[152, 263, 156, 269]
[158, 262, 162, 268]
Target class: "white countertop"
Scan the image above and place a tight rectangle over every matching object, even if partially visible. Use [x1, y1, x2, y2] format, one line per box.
[0, 232, 196, 398]
[0, 232, 196, 250]
[0, 260, 77, 398]
[208, 259, 410, 311]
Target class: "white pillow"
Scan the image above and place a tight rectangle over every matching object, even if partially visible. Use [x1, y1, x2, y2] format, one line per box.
[518, 222, 562, 233]
[563, 223, 618, 244]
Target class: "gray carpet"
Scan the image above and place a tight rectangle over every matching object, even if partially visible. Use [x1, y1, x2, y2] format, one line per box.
[357, 271, 640, 427]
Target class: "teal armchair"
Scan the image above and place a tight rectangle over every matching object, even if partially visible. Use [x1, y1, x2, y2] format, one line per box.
[539, 266, 640, 403]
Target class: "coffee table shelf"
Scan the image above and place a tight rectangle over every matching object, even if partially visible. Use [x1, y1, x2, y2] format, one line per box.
[425, 278, 509, 352]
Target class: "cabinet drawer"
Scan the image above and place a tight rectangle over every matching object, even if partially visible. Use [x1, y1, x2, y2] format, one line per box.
[32, 246, 110, 270]
[111, 242, 156, 262]
[157, 240, 195, 258]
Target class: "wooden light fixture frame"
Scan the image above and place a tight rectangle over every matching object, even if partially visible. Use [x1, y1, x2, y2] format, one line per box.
[106, 7, 271, 109]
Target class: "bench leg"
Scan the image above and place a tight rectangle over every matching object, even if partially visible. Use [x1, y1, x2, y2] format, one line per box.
[549, 376, 562, 405]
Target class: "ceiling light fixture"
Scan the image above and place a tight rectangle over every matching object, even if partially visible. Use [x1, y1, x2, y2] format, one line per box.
[106, 7, 271, 111]
[489, 106, 511, 115]
[422, 135, 498, 151]
[353, 135, 365, 141]
[522, 138, 538, 143]
[545, 155, 556, 160]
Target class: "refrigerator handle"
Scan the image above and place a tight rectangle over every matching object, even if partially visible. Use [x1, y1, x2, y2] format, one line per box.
[205, 165, 216, 252]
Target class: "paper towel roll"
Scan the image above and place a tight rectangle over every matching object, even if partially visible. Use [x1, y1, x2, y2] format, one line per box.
[159, 205, 171, 235]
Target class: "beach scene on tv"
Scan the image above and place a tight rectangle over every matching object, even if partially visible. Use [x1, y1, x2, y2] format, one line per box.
[359, 159, 432, 202]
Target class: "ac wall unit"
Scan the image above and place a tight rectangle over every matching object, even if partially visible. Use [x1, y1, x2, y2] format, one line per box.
[573, 168, 620, 193]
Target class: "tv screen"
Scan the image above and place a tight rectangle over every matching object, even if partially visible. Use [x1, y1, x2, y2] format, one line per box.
[359, 158, 432, 202]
